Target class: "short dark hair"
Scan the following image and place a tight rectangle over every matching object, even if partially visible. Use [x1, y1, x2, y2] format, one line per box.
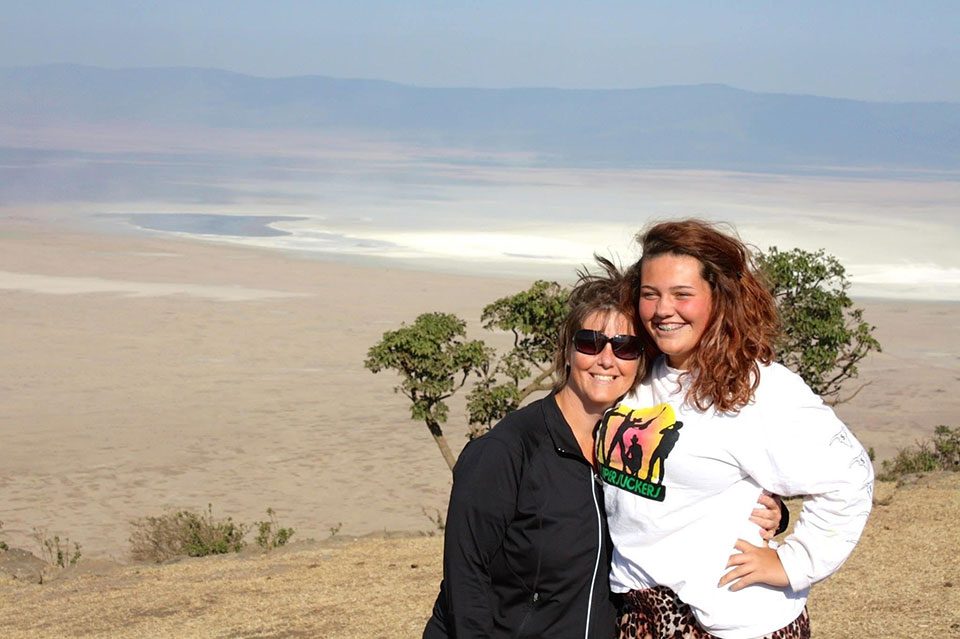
[552, 255, 641, 393]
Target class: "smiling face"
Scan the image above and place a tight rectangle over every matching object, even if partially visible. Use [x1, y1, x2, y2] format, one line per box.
[639, 253, 714, 370]
[563, 310, 640, 415]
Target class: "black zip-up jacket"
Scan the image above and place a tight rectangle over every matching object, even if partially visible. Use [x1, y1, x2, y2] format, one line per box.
[423, 394, 616, 639]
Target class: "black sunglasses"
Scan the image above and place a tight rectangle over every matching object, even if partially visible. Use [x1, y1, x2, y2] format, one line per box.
[572, 329, 642, 360]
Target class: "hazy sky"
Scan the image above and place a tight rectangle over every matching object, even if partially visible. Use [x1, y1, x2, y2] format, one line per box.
[3, 1, 958, 102]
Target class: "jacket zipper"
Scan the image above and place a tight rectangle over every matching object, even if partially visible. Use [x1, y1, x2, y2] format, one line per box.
[555, 444, 604, 639]
[514, 592, 539, 638]
[585, 467, 603, 639]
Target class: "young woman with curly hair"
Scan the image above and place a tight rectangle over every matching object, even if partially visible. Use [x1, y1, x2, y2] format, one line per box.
[596, 220, 874, 639]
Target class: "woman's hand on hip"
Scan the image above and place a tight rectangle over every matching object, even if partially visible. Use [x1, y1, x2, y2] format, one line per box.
[718, 539, 790, 591]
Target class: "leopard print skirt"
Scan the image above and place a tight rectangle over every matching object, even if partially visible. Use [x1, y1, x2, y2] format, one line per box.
[617, 586, 810, 639]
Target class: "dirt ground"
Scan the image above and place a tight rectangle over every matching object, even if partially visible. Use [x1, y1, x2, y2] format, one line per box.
[1, 473, 957, 638]
[3, 225, 958, 563]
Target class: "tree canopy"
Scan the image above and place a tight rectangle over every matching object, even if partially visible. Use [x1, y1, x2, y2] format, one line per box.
[466, 281, 568, 437]
[364, 312, 490, 470]
[756, 247, 881, 404]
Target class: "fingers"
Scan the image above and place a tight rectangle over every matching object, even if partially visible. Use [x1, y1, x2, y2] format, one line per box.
[720, 539, 790, 591]
[750, 513, 776, 535]
[757, 493, 779, 510]
[726, 552, 747, 568]
[719, 564, 758, 590]
[733, 539, 754, 553]
[752, 494, 782, 539]
[721, 541, 753, 587]
[751, 508, 776, 523]
[718, 566, 740, 587]
[720, 539, 762, 589]
[728, 573, 755, 591]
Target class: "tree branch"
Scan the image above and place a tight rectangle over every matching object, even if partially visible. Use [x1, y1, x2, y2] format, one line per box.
[826, 380, 872, 407]
[519, 367, 556, 400]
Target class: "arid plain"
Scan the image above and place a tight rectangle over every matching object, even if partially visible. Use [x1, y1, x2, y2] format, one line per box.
[1, 220, 958, 562]
[1, 474, 956, 638]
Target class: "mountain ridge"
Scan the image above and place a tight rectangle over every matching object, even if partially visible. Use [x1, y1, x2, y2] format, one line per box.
[3, 64, 958, 171]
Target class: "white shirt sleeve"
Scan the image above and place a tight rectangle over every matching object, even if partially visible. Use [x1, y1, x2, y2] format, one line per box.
[734, 366, 874, 592]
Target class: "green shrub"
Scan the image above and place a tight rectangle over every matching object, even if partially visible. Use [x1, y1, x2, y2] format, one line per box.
[129, 504, 248, 563]
[879, 425, 960, 480]
[253, 508, 295, 549]
[31, 528, 82, 568]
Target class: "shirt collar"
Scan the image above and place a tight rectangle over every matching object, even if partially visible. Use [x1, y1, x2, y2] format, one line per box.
[543, 392, 590, 461]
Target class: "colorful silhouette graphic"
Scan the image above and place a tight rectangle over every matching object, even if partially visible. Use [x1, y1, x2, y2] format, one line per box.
[623, 434, 644, 476]
[597, 403, 682, 501]
[646, 420, 683, 485]
[604, 406, 663, 475]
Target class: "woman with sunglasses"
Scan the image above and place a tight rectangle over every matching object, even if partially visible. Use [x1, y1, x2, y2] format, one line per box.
[423, 258, 783, 638]
[600, 220, 874, 639]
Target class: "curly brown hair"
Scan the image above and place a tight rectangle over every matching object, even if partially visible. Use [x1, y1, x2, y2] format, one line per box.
[552, 255, 642, 394]
[628, 219, 780, 413]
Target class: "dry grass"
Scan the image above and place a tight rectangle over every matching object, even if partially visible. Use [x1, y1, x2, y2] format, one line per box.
[1, 474, 957, 638]
[806, 472, 960, 638]
[0, 534, 443, 639]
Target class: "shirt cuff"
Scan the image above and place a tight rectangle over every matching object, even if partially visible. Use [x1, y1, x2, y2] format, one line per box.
[776, 542, 813, 592]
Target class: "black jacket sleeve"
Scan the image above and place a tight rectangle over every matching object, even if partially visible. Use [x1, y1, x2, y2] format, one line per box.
[775, 495, 790, 536]
[441, 435, 522, 637]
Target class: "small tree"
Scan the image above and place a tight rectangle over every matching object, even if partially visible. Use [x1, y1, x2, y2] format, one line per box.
[365, 312, 490, 471]
[466, 281, 568, 437]
[757, 247, 881, 404]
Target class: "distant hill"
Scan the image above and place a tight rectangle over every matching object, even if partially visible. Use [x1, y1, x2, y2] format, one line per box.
[2, 64, 959, 172]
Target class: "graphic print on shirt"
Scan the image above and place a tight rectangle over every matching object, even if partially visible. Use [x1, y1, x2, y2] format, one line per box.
[596, 403, 681, 502]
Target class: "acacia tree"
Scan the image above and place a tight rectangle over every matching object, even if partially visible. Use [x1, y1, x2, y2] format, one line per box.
[364, 312, 490, 471]
[365, 282, 567, 471]
[756, 247, 881, 404]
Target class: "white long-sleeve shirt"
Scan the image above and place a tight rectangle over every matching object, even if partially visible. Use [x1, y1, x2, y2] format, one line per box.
[598, 357, 873, 638]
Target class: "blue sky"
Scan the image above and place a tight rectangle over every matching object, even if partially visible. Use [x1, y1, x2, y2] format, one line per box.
[2, 1, 958, 102]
